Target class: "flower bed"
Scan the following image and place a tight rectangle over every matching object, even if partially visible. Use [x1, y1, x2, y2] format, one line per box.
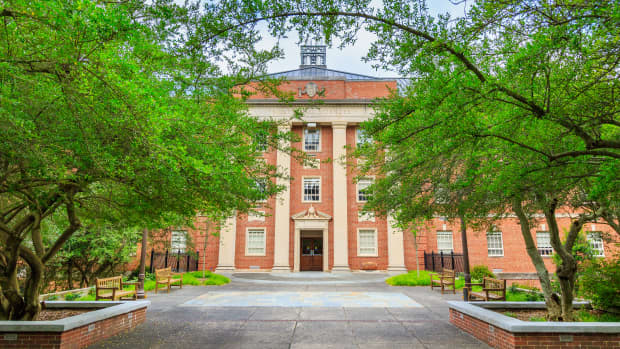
[0, 300, 149, 349]
[449, 301, 620, 349]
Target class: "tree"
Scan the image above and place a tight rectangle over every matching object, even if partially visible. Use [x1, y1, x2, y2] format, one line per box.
[0, 0, 293, 320]
[211, 0, 619, 320]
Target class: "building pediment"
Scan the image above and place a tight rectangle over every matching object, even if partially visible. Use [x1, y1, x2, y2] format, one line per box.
[291, 205, 332, 221]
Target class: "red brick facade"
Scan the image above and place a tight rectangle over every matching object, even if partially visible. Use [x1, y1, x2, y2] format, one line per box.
[450, 308, 620, 349]
[0, 307, 146, 349]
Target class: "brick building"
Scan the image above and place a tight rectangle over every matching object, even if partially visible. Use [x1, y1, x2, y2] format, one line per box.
[148, 45, 618, 283]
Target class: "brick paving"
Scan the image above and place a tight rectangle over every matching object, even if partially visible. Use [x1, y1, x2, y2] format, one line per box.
[88, 272, 490, 349]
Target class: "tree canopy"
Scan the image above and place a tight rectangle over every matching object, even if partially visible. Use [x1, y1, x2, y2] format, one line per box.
[0, 0, 291, 320]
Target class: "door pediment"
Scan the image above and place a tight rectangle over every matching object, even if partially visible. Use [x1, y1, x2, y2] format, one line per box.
[292, 206, 331, 230]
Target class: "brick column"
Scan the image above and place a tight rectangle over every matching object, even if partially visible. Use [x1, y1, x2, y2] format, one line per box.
[332, 121, 350, 271]
[387, 214, 407, 272]
[272, 123, 291, 271]
[215, 214, 236, 272]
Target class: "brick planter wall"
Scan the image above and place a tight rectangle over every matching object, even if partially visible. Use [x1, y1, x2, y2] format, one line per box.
[0, 301, 149, 349]
[449, 305, 620, 349]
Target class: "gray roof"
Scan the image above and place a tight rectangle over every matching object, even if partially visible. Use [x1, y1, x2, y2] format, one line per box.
[266, 67, 412, 93]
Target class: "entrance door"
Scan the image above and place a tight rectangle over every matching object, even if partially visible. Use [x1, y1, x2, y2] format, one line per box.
[300, 237, 323, 271]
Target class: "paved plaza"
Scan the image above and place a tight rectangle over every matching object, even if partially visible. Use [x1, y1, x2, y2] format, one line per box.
[89, 272, 489, 349]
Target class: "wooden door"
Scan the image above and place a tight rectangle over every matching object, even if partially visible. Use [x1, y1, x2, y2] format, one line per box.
[300, 237, 323, 271]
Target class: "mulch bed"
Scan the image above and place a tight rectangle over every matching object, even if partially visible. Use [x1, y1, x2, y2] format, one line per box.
[493, 308, 548, 321]
[36, 309, 93, 321]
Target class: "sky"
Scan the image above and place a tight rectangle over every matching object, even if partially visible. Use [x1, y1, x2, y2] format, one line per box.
[255, 0, 469, 77]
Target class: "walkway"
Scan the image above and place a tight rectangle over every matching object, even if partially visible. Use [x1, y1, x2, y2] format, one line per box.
[89, 272, 489, 349]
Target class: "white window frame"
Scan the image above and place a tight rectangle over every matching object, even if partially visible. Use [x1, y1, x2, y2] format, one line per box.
[253, 132, 268, 152]
[436, 231, 453, 254]
[536, 231, 553, 257]
[487, 231, 504, 257]
[245, 228, 266, 256]
[302, 176, 321, 202]
[356, 128, 371, 147]
[587, 232, 605, 257]
[255, 179, 268, 202]
[248, 210, 265, 222]
[171, 230, 187, 253]
[357, 178, 373, 203]
[303, 128, 321, 152]
[357, 228, 378, 257]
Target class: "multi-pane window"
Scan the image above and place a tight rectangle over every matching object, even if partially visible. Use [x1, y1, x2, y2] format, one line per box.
[358, 229, 378, 256]
[436, 231, 453, 253]
[487, 231, 504, 256]
[255, 179, 267, 201]
[304, 128, 320, 152]
[587, 232, 605, 257]
[356, 129, 371, 147]
[246, 228, 266, 255]
[253, 131, 268, 152]
[171, 230, 187, 252]
[536, 231, 553, 256]
[303, 177, 321, 202]
[357, 178, 372, 202]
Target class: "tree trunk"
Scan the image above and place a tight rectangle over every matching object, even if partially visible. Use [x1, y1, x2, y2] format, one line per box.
[512, 198, 563, 320]
[0, 244, 44, 321]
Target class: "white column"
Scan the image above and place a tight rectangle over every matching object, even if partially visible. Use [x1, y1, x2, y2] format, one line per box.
[387, 214, 407, 272]
[272, 123, 291, 271]
[215, 214, 237, 272]
[331, 121, 350, 271]
[293, 227, 301, 272]
[323, 227, 329, 271]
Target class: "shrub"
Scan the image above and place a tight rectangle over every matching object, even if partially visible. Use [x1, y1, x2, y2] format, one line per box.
[470, 265, 495, 281]
[64, 293, 80, 301]
[47, 295, 58, 301]
[579, 256, 620, 312]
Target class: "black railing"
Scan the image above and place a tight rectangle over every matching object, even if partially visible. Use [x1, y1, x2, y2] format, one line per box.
[424, 251, 464, 272]
[149, 249, 199, 273]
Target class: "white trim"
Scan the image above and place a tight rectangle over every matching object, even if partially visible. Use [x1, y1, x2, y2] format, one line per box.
[303, 153, 320, 169]
[357, 228, 378, 257]
[245, 227, 266, 256]
[436, 231, 453, 253]
[302, 176, 321, 202]
[587, 232, 605, 257]
[303, 127, 321, 152]
[358, 211, 375, 222]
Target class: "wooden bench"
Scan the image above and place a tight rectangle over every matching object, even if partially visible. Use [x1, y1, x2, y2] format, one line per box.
[430, 268, 456, 294]
[465, 277, 506, 301]
[155, 267, 183, 293]
[95, 276, 137, 301]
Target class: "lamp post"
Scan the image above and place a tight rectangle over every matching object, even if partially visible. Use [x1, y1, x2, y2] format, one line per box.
[137, 228, 148, 299]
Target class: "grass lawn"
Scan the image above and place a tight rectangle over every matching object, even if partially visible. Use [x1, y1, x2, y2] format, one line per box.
[386, 270, 466, 288]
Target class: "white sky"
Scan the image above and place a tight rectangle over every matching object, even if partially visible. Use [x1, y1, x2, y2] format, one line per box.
[255, 0, 468, 77]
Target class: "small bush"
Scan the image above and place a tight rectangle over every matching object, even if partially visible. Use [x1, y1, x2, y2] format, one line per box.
[64, 293, 80, 301]
[470, 265, 495, 281]
[47, 295, 58, 301]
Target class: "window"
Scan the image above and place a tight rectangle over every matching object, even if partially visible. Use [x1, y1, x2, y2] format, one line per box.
[587, 232, 605, 257]
[304, 128, 320, 152]
[487, 231, 504, 256]
[357, 178, 373, 202]
[536, 231, 553, 256]
[358, 229, 378, 256]
[436, 231, 453, 253]
[253, 131, 268, 152]
[303, 177, 321, 202]
[255, 179, 268, 202]
[171, 230, 187, 252]
[356, 128, 371, 147]
[246, 228, 266, 256]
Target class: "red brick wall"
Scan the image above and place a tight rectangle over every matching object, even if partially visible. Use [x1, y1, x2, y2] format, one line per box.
[406, 216, 619, 277]
[0, 307, 146, 349]
[234, 145, 278, 270]
[289, 125, 335, 269]
[450, 308, 620, 349]
[244, 80, 397, 100]
[346, 126, 389, 270]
